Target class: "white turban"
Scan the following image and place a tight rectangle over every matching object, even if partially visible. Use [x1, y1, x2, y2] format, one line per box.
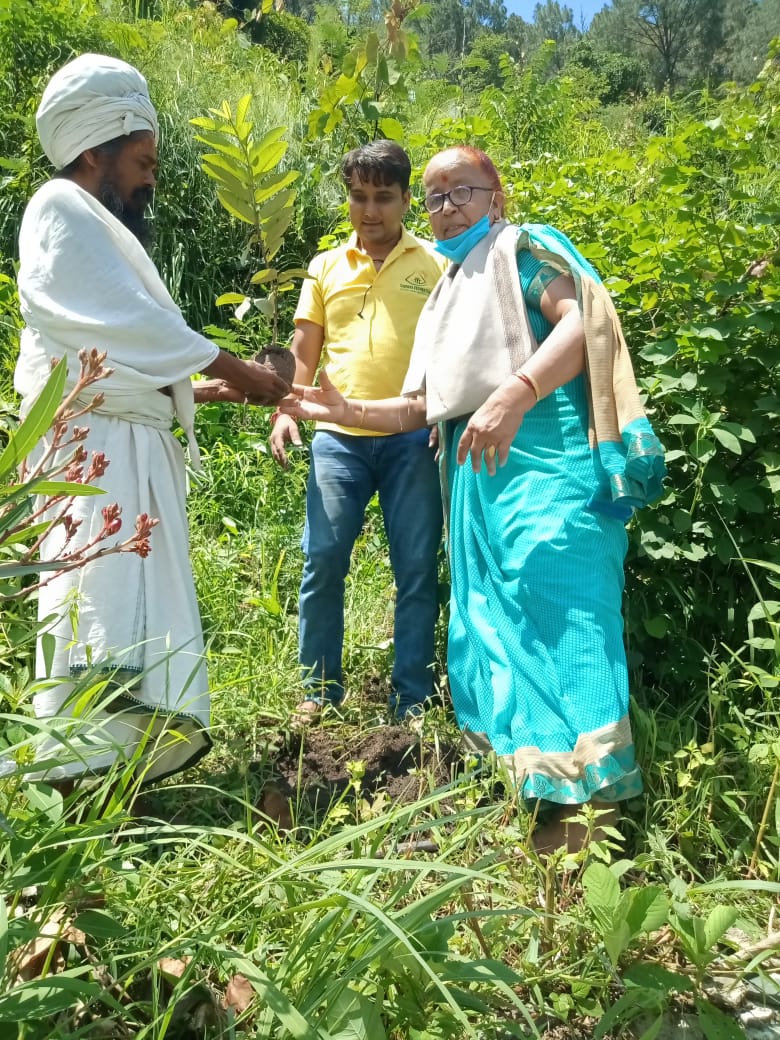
[36, 53, 159, 171]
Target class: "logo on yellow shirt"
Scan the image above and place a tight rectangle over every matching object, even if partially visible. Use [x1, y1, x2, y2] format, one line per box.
[402, 271, 433, 296]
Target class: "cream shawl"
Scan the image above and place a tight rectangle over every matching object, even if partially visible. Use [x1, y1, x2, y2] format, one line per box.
[15, 178, 218, 466]
[402, 221, 666, 517]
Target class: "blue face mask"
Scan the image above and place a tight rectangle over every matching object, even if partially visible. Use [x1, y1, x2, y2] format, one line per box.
[434, 214, 492, 264]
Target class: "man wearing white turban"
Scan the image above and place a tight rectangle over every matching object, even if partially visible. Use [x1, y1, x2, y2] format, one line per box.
[14, 53, 289, 788]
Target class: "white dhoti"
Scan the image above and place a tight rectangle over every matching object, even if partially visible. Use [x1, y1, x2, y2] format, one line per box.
[28, 391, 210, 783]
[12, 177, 221, 784]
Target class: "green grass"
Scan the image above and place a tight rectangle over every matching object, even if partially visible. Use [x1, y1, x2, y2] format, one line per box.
[3, 423, 779, 1036]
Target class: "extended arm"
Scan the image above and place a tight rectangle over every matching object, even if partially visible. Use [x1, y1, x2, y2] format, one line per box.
[280, 370, 428, 433]
[270, 320, 325, 466]
[196, 350, 290, 405]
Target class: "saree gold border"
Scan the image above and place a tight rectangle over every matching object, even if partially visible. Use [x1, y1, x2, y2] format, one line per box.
[463, 714, 634, 782]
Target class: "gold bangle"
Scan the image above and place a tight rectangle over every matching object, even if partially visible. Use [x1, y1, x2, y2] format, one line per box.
[398, 398, 412, 433]
[356, 401, 367, 429]
[514, 370, 540, 401]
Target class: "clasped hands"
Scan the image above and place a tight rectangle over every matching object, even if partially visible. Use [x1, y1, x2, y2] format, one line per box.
[196, 360, 291, 406]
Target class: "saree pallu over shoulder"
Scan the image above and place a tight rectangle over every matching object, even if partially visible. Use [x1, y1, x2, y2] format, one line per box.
[515, 223, 666, 520]
[404, 221, 666, 520]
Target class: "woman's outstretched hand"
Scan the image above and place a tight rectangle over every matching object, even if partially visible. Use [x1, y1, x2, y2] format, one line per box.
[279, 369, 350, 425]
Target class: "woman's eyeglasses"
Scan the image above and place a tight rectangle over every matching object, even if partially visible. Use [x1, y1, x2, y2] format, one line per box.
[423, 185, 494, 214]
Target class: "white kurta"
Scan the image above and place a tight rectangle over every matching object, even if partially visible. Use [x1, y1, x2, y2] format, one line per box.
[14, 178, 220, 783]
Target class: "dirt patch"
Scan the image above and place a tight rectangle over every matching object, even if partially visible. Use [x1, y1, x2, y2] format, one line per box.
[267, 725, 461, 811]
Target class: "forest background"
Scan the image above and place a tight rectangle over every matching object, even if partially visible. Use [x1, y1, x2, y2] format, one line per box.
[0, 0, 779, 1038]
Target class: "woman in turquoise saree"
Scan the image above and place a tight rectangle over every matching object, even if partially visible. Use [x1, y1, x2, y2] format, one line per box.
[281, 146, 665, 852]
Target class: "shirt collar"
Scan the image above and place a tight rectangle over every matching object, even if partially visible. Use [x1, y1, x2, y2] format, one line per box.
[346, 226, 417, 264]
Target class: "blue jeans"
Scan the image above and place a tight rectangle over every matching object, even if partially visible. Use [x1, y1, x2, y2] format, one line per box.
[299, 429, 443, 715]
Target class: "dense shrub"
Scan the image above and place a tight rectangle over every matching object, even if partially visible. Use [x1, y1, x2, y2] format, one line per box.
[243, 9, 310, 65]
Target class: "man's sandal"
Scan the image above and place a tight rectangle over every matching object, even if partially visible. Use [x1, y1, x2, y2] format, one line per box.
[291, 696, 327, 727]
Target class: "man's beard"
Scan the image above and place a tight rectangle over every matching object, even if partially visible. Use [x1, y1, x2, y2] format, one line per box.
[98, 181, 155, 250]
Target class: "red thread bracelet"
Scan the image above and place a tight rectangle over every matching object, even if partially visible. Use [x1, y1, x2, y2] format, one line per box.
[514, 371, 540, 400]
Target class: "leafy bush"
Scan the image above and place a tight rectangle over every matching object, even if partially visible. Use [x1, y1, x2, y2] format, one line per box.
[242, 8, 311, 66]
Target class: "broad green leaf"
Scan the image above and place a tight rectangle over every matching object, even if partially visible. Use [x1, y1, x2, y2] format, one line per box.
[0, 358, 67, 479]
[216, 189, 257, 226]
[202, 153, 253, 192]
[252, 126, 288, 167]
[189, 116, 221, 130]
[215, 293, 248, 306]
[341, 47, 359, 79]
[361, 99, 381, 121]
[643, 616, 669, 638]
[235, 94, 252, 133]
[192, 130, 246, 164]
[263, 223, 295, 259]
[201, 160, 254, 203]
[277, 269, 310, 285]
[73, 908, 128, 940]
[325, 986, 386, 1040]
[24, 781, 63, 821]
[377, 55, 389, 88]
[624, 962, 694, 993]
[692, 326, 724, 340]
[250, 269, 278, 286]
[365, 32, 379, 64]
[622, 886, 669, 935]
[719, 420, 756, 444]
[703, 905, 737, 952]
[595, 989, 663, 1040]
[254, 169, 299, 206]
[263, 204, 295, 235]
[712, 427, 742, 454]
[385, 62, 403, 86]
[604, 919, 632, 965]
[638, 1016, 664, 1040]
[379, 117, 405, 141]
[258, 190, 295, 221]
[689, 437, 715, 462]
[582, 861, 620, 924]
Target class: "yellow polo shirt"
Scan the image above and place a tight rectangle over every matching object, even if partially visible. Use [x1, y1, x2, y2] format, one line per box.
[294, 228, 446, 435]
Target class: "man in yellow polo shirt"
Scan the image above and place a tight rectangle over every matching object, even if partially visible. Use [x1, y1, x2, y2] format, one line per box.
[271, 140, 446, 721]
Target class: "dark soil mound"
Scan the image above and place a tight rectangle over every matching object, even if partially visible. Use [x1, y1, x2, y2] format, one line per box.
[271, 725, 460, 809]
